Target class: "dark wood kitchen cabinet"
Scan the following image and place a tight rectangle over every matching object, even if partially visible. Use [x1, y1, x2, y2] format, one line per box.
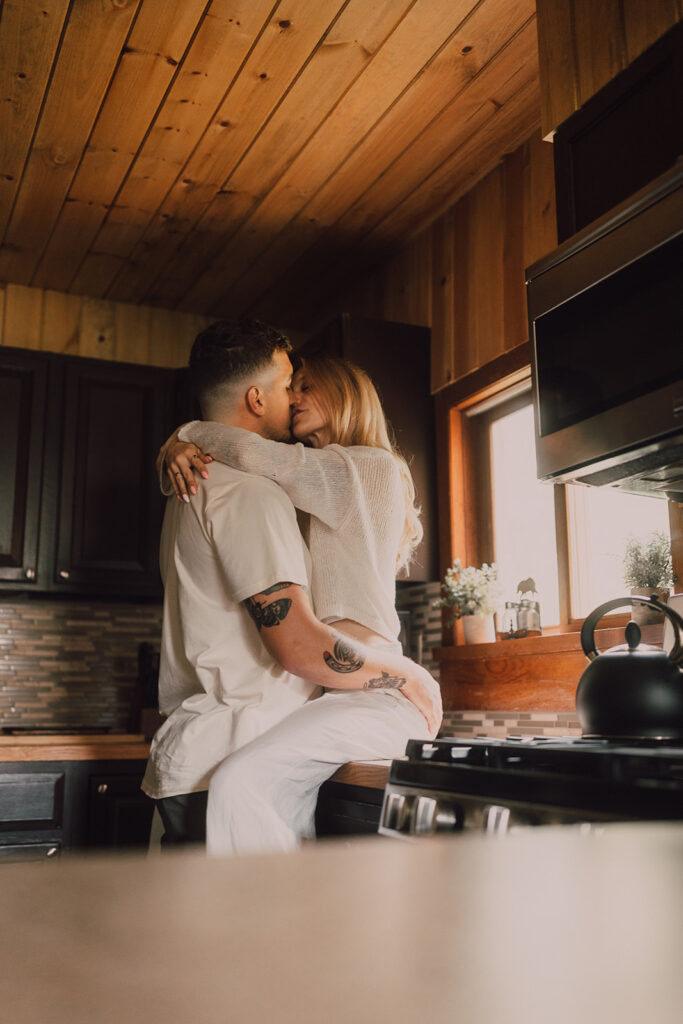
[0, 348, 49, 586]
[0, 346, 174, 596]
[0, 759, 153, 861]
[553, 20, 683, 242]
[86, 770, 156, 849]
[298, 314, 437, 581]
[315, 780, 384, 838]
[50, 356, 173, 594]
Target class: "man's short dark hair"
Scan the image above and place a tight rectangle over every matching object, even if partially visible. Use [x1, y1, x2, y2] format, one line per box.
[189, 319, 292, 413]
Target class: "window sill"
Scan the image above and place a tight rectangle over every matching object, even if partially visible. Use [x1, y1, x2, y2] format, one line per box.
[435, 622, 664, 660]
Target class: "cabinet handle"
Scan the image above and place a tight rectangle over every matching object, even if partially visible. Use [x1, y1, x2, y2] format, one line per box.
[59, 570, 70, 579]
[25, 568, 36, 579]
[97, 783, 108, 794]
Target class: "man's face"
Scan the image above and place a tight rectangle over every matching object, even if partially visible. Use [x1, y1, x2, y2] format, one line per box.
[260, 349, 295, 441]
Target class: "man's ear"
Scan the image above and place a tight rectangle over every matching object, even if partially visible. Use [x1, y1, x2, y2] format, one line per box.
[246, 385, 265, 416]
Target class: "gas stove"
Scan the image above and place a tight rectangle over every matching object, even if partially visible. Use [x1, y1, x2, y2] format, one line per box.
[379, 735, 683, 838]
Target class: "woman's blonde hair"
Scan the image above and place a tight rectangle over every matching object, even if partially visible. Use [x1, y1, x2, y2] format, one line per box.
[298, 354, 423, 574]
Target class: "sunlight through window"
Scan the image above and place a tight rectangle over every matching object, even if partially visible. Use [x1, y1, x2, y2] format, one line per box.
[567, 485, 671, 617]
[490, 404, 560, 626]
[486, 400, 672, 626]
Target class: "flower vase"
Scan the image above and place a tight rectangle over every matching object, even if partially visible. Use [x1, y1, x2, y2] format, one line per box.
[462, 613, 495, 644]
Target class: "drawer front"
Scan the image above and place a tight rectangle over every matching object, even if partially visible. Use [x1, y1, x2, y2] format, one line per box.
[0, 772, 64, 829]
[0, 841, 61, 862]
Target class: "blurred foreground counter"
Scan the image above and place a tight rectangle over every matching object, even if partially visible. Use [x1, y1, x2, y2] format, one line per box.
[1, 822, 682, 1023]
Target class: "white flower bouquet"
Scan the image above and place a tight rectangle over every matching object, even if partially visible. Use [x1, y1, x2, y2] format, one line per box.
[435, 559, 498, 623]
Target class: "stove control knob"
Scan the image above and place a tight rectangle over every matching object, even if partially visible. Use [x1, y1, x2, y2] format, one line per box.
[413, 796, 459, 835]
[382, 791, 409, 832]
[483, 804, 511, 835]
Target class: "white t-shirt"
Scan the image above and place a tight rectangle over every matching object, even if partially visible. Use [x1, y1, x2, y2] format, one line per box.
[142, 463, 319, 799]
[179, 423, 404, 642]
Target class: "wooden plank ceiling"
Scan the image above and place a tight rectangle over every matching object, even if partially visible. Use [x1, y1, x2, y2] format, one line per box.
[0, 0, 540, 330]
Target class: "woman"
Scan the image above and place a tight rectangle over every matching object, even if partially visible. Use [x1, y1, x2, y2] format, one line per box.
[160, 354, 441, 854]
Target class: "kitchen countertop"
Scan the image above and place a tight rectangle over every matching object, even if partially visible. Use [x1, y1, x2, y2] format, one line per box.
[0, 733, 150, 762]
[1, 822, 682, 1023]
[0, 734, 391, 785]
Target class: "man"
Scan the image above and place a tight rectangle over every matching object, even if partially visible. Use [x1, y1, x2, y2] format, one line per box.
[142, 319, 440, 845]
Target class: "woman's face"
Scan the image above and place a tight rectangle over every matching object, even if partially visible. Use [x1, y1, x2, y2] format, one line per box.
[290, 370, 330, 448]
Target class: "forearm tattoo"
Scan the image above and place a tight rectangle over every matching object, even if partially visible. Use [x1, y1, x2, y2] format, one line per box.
[243, 583, 293, 632]
[364, 671, 406, 691]
[323, 636, 365, 674]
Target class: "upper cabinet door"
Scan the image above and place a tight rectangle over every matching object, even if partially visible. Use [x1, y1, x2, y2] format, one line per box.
[54, 358, 172, 594]
[0, 349, 48, 585]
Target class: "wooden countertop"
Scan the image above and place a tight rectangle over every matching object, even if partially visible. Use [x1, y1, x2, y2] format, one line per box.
[0, 734, 150, 762]
[1, 822, 682, 1023]
[0, 734, 390, 783]
[329, 760, 390, 789]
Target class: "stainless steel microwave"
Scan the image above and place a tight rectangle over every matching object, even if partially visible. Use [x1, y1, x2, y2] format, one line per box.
[526, 164, 683, 502]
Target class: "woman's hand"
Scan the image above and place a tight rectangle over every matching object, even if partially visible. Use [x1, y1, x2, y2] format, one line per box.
[402, 664, 443, 737]
[158, 429, 212, 501]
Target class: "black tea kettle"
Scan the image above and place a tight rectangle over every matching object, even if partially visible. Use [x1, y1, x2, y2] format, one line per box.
[576, 595, 683, 740]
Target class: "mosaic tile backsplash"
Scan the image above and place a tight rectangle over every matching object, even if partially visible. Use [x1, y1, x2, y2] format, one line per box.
[0, 598, 162, 730]
[439, 710, 581, 739]
[396, 580, 442, 682]
[1, 587, 580, 737]
[396, 581, 581, 738]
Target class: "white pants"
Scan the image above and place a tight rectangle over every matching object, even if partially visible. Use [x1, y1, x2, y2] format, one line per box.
[206, 689, 429, 856]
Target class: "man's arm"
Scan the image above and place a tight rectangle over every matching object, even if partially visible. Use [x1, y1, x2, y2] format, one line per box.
[243, 582, 442, 736]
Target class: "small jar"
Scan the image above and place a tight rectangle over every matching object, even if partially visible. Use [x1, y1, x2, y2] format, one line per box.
[525, 600, 542, 636]
[499, 602, 518, 639]
[516, 600, 530, 637]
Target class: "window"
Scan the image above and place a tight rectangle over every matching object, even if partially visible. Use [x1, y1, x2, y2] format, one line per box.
[566, 484, 671, 618]
[456, 376, 677, 630]
[487, 400, 560, 625]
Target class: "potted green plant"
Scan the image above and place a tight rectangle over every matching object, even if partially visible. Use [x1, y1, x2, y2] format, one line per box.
[622, 530, 674, 625]
[435, 559, 498, 643]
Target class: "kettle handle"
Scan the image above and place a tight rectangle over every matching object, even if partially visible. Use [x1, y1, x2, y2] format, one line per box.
[580, 595, 683, 663]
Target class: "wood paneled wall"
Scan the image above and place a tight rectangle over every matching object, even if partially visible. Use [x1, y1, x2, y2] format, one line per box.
[332, 129, 556, 393]
[536, 0, 682, 138]
[0, 284, 209, 367]
[334, 231, 433, 332]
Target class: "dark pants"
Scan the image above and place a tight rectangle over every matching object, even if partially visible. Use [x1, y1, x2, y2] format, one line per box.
[157, 791, 208, 847]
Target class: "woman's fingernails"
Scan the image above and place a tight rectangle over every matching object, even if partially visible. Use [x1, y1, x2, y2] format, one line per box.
[201, 471, 208, 479]
[190, 485, 197, 495]
[182, 494, 190, 504]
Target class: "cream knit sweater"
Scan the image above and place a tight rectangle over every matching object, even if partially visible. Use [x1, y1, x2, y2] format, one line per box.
[178, 422, 404, 642]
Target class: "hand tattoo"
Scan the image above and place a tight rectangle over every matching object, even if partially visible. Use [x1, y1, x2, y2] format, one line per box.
[243, 583, 293, 631]
[323, 636, 365, 674]
[364, 671, 406, 691]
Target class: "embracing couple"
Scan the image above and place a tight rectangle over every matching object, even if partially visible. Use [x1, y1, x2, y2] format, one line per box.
[141, 318, 442, 854]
